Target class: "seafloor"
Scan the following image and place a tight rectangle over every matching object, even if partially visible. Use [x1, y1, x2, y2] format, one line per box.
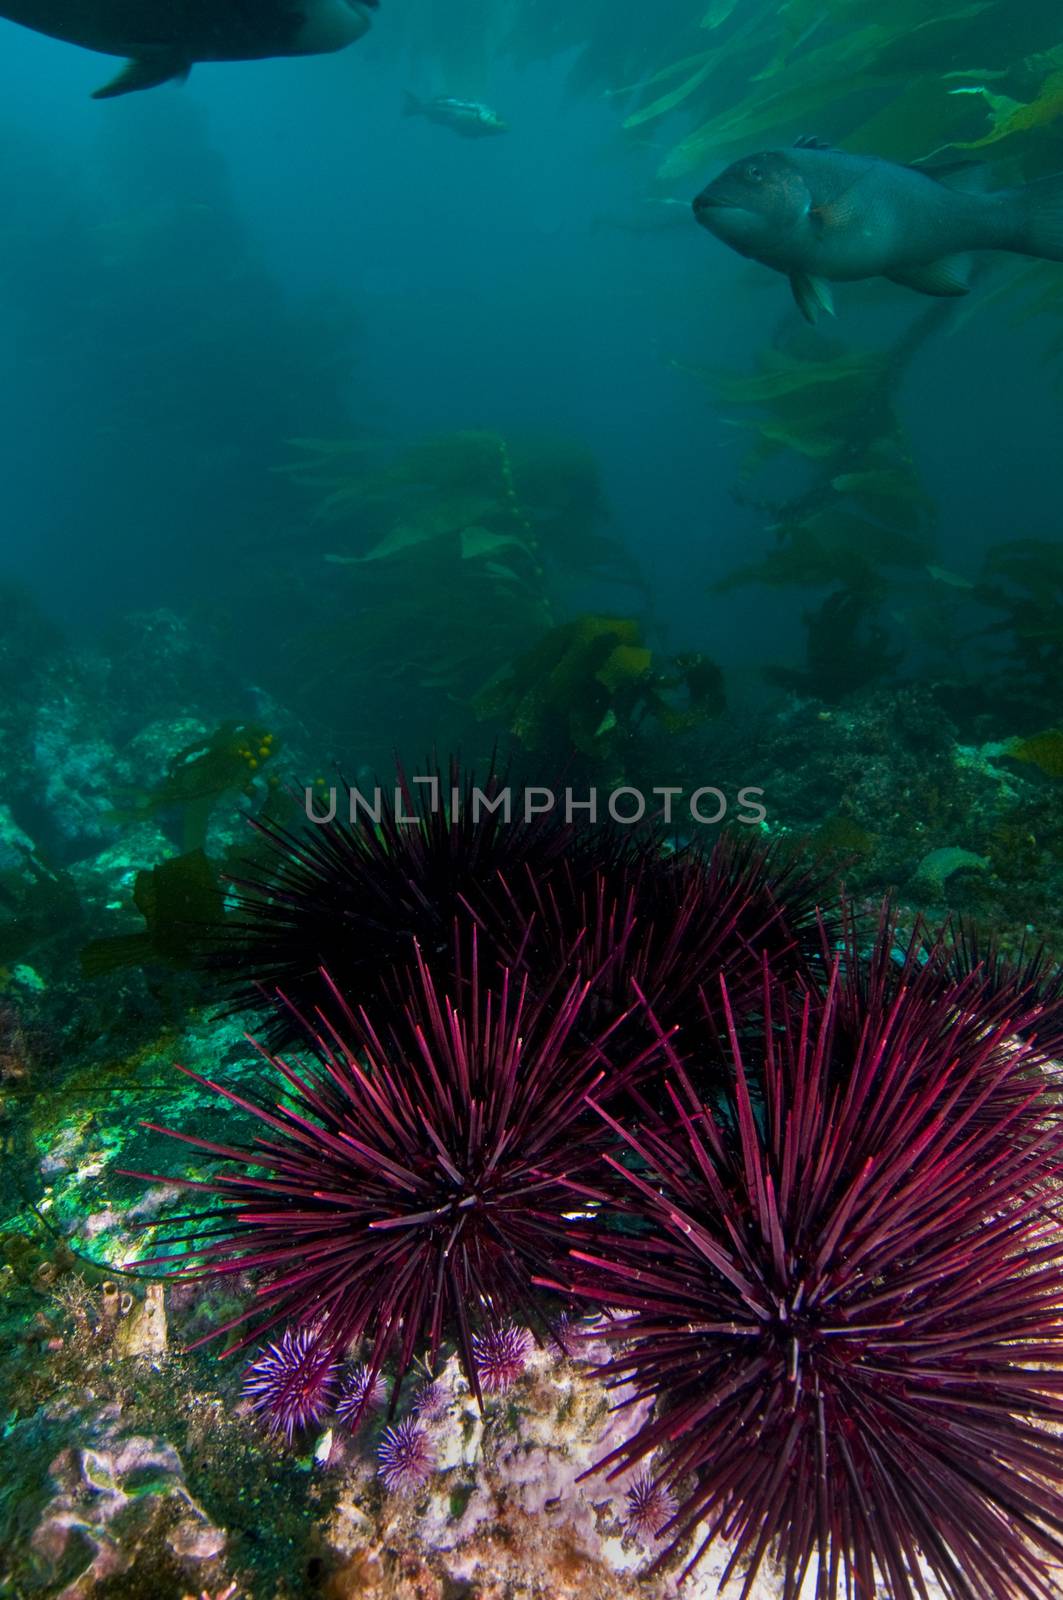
[2, 604, 1062, 1600]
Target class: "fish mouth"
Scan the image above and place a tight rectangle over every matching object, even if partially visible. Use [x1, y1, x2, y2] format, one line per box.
[693, 191, 739, 215]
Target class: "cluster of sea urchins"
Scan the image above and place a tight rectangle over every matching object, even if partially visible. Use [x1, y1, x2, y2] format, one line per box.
[128, 763, 1063, 1599]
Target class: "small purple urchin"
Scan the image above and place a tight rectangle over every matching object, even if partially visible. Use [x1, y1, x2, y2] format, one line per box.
[546, 960, 1063, 1600]
[411, 1377, 449, 1419]
[377, 1418, 434, 1495]
[334, 1362, 388, 1429]
[472, 1321, 532, 1393]
[623, 1471, 678, 1544]
[241, 1327, 339, 1442]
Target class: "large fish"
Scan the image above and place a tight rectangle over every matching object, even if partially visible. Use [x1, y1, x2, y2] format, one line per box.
[0, 0, 377, 98]
[693, 137, 1063, 322]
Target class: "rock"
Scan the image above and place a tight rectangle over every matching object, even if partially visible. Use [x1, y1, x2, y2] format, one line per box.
[29, 1417, 227, 1599]
[114, 1284, 169, 1362]
[910, 844, 990, 898]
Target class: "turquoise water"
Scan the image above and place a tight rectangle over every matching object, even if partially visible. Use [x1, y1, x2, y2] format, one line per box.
[1, 5, 1063, 1597]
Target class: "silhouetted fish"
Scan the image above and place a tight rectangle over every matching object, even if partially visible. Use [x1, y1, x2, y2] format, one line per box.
[0, 0, 377, 98]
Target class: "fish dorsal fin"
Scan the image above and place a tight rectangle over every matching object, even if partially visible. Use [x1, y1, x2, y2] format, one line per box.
[92, 53, 191, 100]
[790, 273, 836, 324]
[794, 135, 834, 151]
[908, 157, 990, 192]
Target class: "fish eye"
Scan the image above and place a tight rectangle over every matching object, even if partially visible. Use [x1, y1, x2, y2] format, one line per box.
[745, 164, 764, 183]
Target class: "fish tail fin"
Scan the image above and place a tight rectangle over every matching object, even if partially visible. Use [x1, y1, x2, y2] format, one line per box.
[1013, 172, 1063, 263]
[92, 54, 190, 100]
[402, 90, 422, 118]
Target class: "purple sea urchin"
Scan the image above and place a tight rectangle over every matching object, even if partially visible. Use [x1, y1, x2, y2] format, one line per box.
[472, 1321, 532, 1393]
[129, 931, 659, 1402]
[410, 1377, 449, 1419]
[334, 1362, 388, 1429]
[550, 968, 1063, 1600]
[377, 1418, 434, 1495]
[623, 1471, 678, 1544]
[240, 1327, 339, 1442]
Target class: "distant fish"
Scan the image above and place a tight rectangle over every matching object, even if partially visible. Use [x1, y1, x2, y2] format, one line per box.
[0, 0, 377, 99]
[693, 137, 1063, 322]
[403, 91, 508, 138]
[926, 565, 974, 590]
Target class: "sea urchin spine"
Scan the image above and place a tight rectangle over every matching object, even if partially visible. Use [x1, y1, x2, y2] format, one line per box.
[125, 930, 660, 1404]
[547, 965, 1063, 1600]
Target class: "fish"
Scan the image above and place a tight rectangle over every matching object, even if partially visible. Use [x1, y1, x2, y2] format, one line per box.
[0, 0, 377, 99]
[693, 137, 1063, 323]
[403, 91, 508, 138]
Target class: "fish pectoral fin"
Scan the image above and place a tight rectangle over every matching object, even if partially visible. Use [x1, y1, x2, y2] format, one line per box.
[91, 54, 192, 100]
[885, 257, 971, 297]
[789, 273, 836, 324]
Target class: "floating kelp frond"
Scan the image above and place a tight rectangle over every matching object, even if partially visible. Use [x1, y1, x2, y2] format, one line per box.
[970, 538, 1063, 706]
[476, 615, 723, 759]
[108, 722, 278, 853]
[679, 344, 891, 474]
[1006, 729, 1063, 778]
[707, 318, 940, 609]
[765, 585, 903, 701]
[949, 63, 1063, 151]
[714, 508, 925, 594]
[657, 0, 997, 179]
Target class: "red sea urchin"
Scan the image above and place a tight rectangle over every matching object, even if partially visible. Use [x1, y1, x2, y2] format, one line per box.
[547, 966, 1063, 1600]
[483, 827, 837, 1051]
[941, 916, 1063, 1059]
[209, 757, 835, 1070]
[126, 930, 660, 1403]
[240, 1326, 339, 1441]
[207, 759, 589, 1045]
